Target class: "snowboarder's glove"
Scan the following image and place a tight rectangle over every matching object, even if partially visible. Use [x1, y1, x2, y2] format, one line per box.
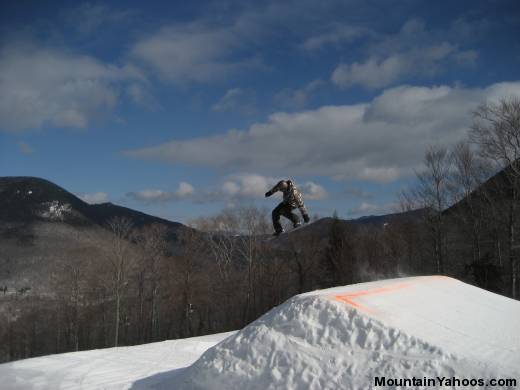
[303, 214, 310, 223]
[265, 191, 273, 197]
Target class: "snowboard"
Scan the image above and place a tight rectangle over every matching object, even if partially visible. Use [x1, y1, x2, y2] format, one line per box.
[266, 222, 310, 240]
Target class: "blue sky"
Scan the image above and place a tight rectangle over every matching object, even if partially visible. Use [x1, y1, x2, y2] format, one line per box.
[1, 0, 519, 223]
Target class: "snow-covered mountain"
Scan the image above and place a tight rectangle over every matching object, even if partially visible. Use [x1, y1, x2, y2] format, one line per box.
[0, 176, 191, 292]
[0, 176, 187, 230]
[2, 276, 518, 389]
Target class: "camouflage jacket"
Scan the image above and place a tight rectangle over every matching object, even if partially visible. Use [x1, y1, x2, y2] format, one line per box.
[268, 180, 305, 209]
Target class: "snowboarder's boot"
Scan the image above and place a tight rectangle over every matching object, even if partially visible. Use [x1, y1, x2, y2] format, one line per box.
[293, 221, 302, 229]
[273, 229, 284, 237]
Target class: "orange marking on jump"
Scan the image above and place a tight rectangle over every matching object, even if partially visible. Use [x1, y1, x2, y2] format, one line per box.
[333, 283, 412, 313]
[334, 295, 373, 313]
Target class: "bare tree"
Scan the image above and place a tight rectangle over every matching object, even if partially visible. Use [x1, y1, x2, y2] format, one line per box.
[448, 141, 490, 264]
[134, 223, 169, 342]
[194, 210, 238, 284]
[106, 217, 134, 347]
[193, 210, 240, 329]
[413, 145, 452, 274]
[324, 213, 356, 285]
[470, 97, 520, 297]
[287, 232, 323, 293]
[236, 206, 269, 324]
[157, 233, 208, 340]
[470, 97, 520, 174]
[53, 249, 90, 351]
[395, 195, 428, 273]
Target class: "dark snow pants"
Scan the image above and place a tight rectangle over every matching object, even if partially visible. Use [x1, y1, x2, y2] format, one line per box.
[272, 202, 308, 233]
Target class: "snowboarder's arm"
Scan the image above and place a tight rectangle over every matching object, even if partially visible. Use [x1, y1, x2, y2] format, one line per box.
[265, 181, 283, 197]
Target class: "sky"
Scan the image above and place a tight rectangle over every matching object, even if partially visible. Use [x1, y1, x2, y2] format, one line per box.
[1, 0, 519, 223]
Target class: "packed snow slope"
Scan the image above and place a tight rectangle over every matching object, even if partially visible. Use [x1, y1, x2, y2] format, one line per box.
[0, 332, 235, 390]
[174, 276, 520, 390]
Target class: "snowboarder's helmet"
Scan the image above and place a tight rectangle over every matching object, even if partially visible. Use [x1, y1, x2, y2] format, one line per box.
[277, 180, 289, 190]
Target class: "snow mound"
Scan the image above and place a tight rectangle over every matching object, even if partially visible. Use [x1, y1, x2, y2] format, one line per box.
[175, 276, 520, 389]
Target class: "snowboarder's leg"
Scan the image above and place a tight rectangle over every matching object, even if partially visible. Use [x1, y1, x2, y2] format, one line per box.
[299, 206, 310, 223]
[281, 205, 301, 228]
[272, 202, 285, 234]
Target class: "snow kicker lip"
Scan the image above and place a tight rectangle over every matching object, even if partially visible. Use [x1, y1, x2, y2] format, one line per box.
[333, 282, 412, 313]
[331, 275, 455, 314]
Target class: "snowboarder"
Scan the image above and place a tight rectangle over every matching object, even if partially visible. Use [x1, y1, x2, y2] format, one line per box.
[265, 179, 310, 236]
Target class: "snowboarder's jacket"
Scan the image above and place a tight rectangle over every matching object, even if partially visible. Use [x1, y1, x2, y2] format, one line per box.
[266, 180, 305, 209]
[265, 179, 310, 233]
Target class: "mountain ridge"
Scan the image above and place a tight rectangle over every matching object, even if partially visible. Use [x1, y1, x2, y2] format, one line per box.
[0, 176, 186, 234]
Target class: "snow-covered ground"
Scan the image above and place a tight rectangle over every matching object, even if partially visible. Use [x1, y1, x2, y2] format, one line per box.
[2, 276, 520, 389]
[0, 332, 235, 390]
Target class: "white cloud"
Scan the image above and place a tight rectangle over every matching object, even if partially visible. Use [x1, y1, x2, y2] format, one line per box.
[274, 80, 325, 110]
[126, 81, 520, 183]
[127, 182, 195, 203]
[63, 3, 135, 35]
[197, 174, 326, 203]
[332, 43, 456, 89]
[18, 141, 33, 155]
[331, 18, 476, 89]
[221, 173, 278, 198]
[130, 189, 171, 202]
[300, 181, 328, 200]
[126, 83, 159, 110]
[302, 24, 370, 51]
[130, 22, 258, 83]
[0, 43, 145, 131]
[332, 56, 406, 89]
[222, 181, 241, 196]
[126, 175, 303, 204]
[454, 50, 479, 66]
[79, 192, 109, 204]
[349, 201, 397, 217]
[129, 189, 170, 202]
[127, 175, 277, 204]
[358, 167, 400, 183]
[212, 88, 256, 114]
[350, 201, 379, 214]
[176, 182, 195, 197]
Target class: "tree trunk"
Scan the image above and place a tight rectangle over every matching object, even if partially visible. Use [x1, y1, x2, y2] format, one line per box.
[114, 285, 120, 347]
[137, 272, 145, 343]
[509, 201, 516, 298]
[150, 284, 158, 341]
[436, 212, 444, 274]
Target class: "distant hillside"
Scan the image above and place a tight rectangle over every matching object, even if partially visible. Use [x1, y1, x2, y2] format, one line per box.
[0, 176, 92, 225]
[0, 176, 186, 233]
[0, 176, 191, 292]
[349, 208, 428, 226]
[443, 164, 512, 217]
[267, 208, 427, 245]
